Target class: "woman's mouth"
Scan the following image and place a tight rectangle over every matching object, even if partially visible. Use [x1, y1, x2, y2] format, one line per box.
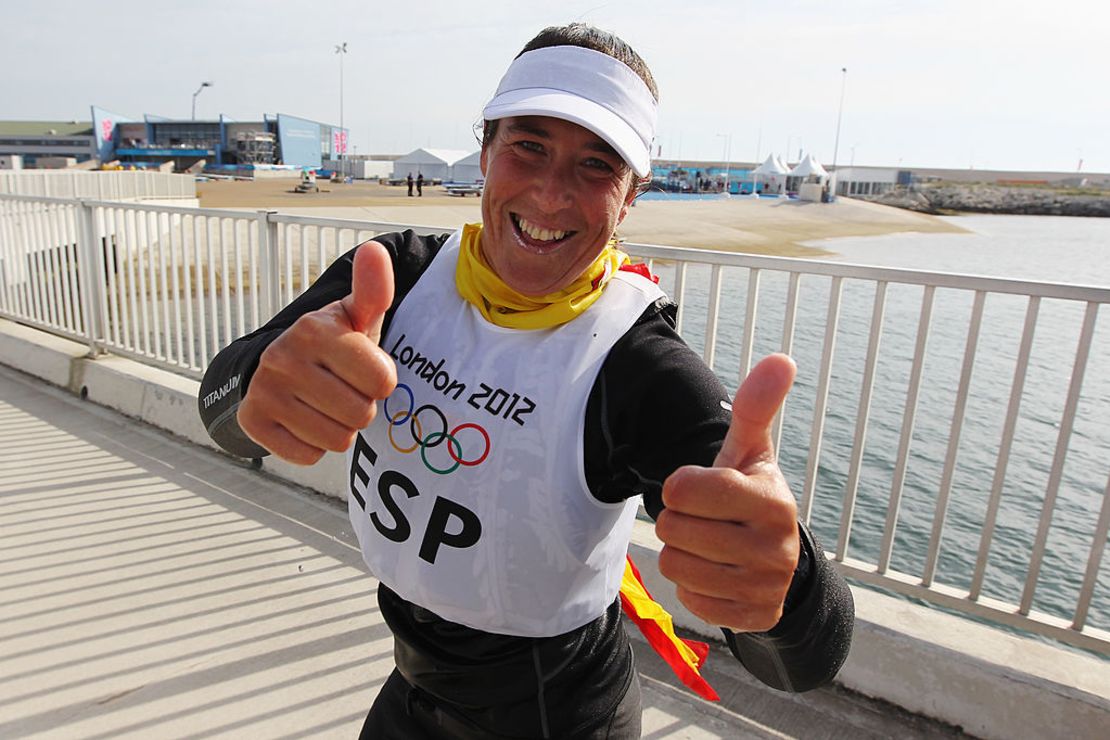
[512, 214, 576, 251]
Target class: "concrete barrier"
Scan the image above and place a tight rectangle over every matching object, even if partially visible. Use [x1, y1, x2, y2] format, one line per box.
[1, 317, 1107, 739]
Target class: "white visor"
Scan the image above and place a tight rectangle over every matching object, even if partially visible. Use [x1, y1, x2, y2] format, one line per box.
[482, 45, 657, 177]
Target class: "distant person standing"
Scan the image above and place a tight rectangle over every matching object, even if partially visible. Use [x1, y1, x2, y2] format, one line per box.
[407, 172, 414, 197]
[417, 172, 424, 197]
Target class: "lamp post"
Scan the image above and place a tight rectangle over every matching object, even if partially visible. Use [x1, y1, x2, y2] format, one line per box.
[191, 81, 213, 120]
[785, 136, 803, 166]
[716, 133, 732, 194]
[830, 67, 847, 196]
[335, 42, 348, 176]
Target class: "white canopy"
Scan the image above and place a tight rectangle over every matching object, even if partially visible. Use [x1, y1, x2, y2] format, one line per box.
[392, 148, 472, 180]
[450, 150, 484, 183]
[752, 154, 790, 176]
[789, 153, 829, 178]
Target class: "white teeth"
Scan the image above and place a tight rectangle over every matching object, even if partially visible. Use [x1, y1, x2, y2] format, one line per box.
[517, 216, 568, 242]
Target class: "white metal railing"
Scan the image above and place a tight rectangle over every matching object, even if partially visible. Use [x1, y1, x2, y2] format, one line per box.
[2, 192, 1108, 656]
[0, 170, 195, 201]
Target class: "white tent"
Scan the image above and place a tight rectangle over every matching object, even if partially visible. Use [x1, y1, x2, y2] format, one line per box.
[449, 150, 484, 183]
[789, 153, 829, 181]
[752, 154, 788, 176]
[752, 154, 790, 195]
[789, 154, 831, 201]
[391, 148, 471, 182]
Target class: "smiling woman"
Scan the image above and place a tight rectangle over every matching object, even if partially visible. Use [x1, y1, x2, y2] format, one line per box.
[198, 22, 853, 740]
[476, 116, 636, 296]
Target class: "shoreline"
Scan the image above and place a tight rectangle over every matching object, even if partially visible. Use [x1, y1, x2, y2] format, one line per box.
[198, 179, 967, 258]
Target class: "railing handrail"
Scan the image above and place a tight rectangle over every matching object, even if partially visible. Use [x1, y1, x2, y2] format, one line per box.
[8, 192, 1106, 302]
[0, 170, 195, 201]
[0, 192, 462, 241]
[625, 241, 1110, 301]
[2, 192, 1108, 657]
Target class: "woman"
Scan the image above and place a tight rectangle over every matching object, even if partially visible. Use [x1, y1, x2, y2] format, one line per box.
[200, 23, 852, 739]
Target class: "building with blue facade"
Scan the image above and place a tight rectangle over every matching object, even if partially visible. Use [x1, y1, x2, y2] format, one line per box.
[0, 107, 347, 172]
[98, 106, 347, 171]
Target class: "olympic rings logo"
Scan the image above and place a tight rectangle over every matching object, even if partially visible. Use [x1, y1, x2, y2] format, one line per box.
[382, 383, 492, 475]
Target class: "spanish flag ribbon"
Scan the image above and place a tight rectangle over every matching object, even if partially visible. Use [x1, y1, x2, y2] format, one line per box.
[619, 556, 720, 701]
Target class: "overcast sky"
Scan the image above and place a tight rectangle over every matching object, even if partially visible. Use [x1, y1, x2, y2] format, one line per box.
[3, 1, 1107, 172]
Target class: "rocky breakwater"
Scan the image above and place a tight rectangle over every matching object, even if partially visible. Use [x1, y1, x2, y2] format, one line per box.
[863, 183, 1110, 217]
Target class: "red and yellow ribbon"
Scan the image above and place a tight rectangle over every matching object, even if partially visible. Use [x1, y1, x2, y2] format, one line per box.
[619, 556, 719, 701]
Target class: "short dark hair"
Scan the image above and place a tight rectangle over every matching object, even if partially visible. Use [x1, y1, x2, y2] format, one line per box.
[520, 24, 657, 99]
[481, 24, 657, 195]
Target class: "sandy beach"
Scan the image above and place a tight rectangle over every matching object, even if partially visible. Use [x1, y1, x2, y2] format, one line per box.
[198, 178, 966, 258]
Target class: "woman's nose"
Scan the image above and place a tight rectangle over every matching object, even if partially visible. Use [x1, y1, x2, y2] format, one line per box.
[529, 158, 575, 212]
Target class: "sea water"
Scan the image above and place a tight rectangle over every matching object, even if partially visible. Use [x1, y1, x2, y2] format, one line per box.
[652, 214, 1110, 632]
[174, 212, 1109, 634]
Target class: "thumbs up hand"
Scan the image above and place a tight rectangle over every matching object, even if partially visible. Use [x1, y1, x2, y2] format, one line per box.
[238, 241, 398, 465]
[655, 354, 801, 633]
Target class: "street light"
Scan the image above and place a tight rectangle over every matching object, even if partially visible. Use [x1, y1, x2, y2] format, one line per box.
[830, 67, 847, 196]
[335, 42, 348, 176]
[191, 81, 213, 120]
[716, 133, 732, 195]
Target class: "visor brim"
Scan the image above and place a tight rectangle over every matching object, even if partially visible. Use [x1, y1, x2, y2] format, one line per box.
[483, 89, 651, 178]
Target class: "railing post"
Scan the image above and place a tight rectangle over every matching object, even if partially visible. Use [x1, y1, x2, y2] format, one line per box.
[256, 210, 280, 321]
[74, 199, 108, 356]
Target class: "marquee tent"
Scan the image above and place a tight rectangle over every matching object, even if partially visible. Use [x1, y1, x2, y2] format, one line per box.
[788, 153, 829, 182]
[391, 148, 472, 181]
[450, 150, 484, 183]
[752, 154, 791, 194]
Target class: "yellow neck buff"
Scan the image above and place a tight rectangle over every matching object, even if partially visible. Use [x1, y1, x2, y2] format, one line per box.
[455, 223, 629, 330]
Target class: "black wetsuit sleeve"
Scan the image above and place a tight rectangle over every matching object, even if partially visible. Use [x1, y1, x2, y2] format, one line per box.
[583, 302, 854, 692]
[722, 525, 855, 692]
[197, 229, 450, 458]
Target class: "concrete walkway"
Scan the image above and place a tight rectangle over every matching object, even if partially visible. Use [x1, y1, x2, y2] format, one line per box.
[0, 365, 966, 739]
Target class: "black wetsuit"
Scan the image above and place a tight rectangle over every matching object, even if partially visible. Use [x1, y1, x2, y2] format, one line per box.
[198, 230, 854, 739]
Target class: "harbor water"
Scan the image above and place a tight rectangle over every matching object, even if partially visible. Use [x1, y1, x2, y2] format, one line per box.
[650, 214, 1110, 635]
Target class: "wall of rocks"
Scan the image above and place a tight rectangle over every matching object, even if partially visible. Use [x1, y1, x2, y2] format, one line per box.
[862, 183, 1110, 217]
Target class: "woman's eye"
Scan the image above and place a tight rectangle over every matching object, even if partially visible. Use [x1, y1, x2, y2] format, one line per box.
[583, 157, 615, 173]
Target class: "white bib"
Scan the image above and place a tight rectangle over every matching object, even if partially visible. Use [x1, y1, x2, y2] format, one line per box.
[346, 231, 665, 637]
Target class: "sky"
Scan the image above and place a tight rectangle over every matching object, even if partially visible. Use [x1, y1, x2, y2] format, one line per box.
[3, 0, 1108, 173]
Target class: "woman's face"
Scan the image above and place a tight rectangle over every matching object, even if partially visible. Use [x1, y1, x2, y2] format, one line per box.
[479, 116, 636, 296]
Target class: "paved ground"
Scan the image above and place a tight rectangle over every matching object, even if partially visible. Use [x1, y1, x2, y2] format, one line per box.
[0, 365, 969, 739]
[195, 178, 966, 257]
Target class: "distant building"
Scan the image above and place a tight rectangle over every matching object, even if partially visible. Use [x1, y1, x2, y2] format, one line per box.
[832, 166, 1110, 195]
[323, 156, 395, 179]
[106, 108, 348, 171]
[0, 107, 348, 172]
[0, 121, 97, 167]
[648, 156, 1110, 196]
[831, 167, 905, 197]
[650, 158, 758, 194]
